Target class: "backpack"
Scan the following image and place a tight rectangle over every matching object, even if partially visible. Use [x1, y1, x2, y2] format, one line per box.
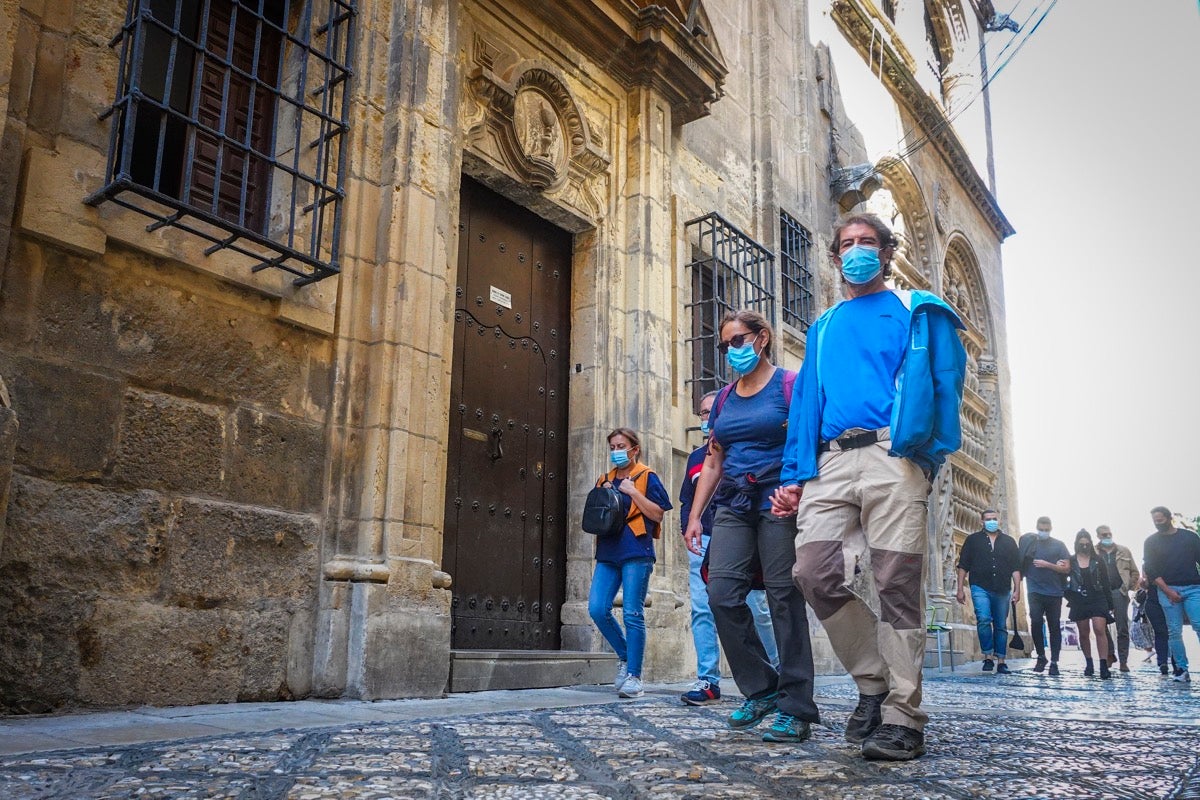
[582, 484, 625, 537]
[582, 466, 650, 537]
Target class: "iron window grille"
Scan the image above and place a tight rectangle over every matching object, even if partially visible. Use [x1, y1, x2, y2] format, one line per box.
[779, 211, 815, 332]
[684, 212, 776, 404]
[87, 0, 356, 286]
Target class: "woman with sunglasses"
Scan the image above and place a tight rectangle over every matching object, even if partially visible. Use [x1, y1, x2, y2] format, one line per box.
[683, 310, 819, 743]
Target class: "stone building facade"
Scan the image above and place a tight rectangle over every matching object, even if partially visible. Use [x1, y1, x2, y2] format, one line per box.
[0, 0, 1015, 708]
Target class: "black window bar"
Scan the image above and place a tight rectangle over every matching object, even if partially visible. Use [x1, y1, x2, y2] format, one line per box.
[779, 211, 815, 333]
[86, 0, 356, 286]
[684, 212, 776, 405]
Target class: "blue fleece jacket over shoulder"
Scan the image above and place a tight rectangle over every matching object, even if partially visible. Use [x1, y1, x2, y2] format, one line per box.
[780, 288, 967, 484]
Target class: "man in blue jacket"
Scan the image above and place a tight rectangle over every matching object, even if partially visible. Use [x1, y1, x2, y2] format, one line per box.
[771, 214, 966, 761]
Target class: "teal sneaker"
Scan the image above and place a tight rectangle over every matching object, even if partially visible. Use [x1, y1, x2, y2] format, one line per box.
[728, 692, 778, 730]
[761, 712, 812, 743]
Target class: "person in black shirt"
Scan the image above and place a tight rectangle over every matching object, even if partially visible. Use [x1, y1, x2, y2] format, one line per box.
[1066, 530, 1114, 679]
[1142, 506, 1200, 683]
[956, 509, 1021, 674]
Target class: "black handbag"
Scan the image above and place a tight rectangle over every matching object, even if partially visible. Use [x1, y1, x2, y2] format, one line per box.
[582, 484, 624, 536]
[1008, 601, 1024, 650]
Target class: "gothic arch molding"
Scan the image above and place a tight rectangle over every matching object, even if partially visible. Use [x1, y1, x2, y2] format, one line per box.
[942, 233, 991, 344]
[868, 157, 935, 290]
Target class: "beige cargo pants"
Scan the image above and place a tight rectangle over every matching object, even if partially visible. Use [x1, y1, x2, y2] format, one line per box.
[792, 437, 931, 730]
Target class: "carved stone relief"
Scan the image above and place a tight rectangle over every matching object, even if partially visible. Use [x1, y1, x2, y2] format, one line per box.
[464, 32, 612, 223]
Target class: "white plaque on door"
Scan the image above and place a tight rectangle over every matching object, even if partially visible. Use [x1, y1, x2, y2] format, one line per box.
[489, 285, 512, 309]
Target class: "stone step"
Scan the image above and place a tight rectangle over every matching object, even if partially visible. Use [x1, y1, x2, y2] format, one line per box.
[449, 649, 619, 693]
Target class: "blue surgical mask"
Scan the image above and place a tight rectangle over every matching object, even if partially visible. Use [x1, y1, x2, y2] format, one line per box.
[1099, 538, 1113, 547]
[840, 245, 882, 285]
[726, 343, 760, 374]
[610, 449, 630, 468]
[984, 520, 999, 533]
[700, 420, 710, 437]
[1037, 530, 1050, 540]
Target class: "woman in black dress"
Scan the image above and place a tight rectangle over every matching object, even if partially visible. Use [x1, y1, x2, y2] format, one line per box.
[1066, 529, 1115, 679]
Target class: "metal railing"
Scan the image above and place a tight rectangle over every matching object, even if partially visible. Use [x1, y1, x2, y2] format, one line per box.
[779, 211, 815, 332]
[684, 213, 775, 403]
[87, 0, 356, 286]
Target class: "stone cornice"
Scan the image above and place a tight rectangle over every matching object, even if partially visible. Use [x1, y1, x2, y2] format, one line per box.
[514, 0, 727, 124]
[831, 0, 1015, 241]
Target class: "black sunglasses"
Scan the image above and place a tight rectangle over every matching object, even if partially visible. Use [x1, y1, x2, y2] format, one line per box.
[717, 331, 757, 354]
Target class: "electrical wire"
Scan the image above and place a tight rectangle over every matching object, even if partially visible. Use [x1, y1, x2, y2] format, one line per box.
[850, 0, 1059, 186]
[882, 0, 1051, 168]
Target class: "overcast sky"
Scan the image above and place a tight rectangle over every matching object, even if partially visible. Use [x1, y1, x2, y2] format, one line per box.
[990, 1, 1200, 559]
[817, 1, 1200, 560]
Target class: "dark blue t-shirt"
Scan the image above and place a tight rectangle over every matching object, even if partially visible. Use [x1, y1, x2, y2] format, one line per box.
[819, 290, 908, 441]
[679, 444, 714, 536]
[595, 470, 672, 564]
[711, 369, 789, 511]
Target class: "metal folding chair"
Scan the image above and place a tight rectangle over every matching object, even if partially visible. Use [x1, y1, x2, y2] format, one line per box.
[927, 605, 955, 671]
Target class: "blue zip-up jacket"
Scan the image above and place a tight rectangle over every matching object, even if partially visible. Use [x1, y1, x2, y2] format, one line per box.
[780, 288, 967, 484]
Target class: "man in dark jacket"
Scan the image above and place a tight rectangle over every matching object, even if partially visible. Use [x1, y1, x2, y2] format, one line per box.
[956, 509, 1021, 674]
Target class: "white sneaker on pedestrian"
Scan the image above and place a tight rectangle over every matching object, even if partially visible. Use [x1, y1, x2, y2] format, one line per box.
[1173, 670, 1191, 683]
[618, 675, 644, 698]
[614, 661, 629, 689]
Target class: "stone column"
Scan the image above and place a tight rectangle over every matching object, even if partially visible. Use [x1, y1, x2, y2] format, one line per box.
[626, 83, 685, 677]
[310, 0, 459, 700]
[559, 83, 681, 669]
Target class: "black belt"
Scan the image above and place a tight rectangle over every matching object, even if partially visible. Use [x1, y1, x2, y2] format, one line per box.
[818, 430, 881, 453]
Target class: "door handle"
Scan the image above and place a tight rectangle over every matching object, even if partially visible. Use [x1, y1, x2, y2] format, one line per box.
[488, 428, 504, 461]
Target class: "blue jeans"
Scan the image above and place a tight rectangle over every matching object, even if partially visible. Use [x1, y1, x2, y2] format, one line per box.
[1158, 585, 1200, 672]
[689, 535, 780, 683]
[590, 558, 654, 676]
[689, 536, 721, 684]
[748, 590, 780, 669]
[970, 585, 1012, 658]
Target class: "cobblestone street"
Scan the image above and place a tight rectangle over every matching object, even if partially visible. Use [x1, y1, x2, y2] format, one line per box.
[2, 656, 1197, 799]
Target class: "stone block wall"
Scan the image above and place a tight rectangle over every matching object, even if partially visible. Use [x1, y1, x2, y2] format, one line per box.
[0, 237, 331, 708]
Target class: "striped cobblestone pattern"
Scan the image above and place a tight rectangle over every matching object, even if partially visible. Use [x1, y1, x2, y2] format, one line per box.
[1, 664, 1197, 798]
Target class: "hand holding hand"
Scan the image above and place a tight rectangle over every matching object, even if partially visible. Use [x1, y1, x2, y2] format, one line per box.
[769, 485, 801, 518]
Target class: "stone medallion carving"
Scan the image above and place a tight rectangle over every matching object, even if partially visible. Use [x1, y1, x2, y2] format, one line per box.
[514, 89, 565, 185]
[464, 35, 611, 220]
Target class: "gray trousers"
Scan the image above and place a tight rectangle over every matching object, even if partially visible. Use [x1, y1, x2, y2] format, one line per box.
[707, 507, 819, 722]
[1106, 589, 1131, 665]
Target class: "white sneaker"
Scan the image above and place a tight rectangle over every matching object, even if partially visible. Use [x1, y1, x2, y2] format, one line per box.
[618, 675, 644, 698]
[614, 661, 629, 689]
[1173, 670, 1191, 683]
